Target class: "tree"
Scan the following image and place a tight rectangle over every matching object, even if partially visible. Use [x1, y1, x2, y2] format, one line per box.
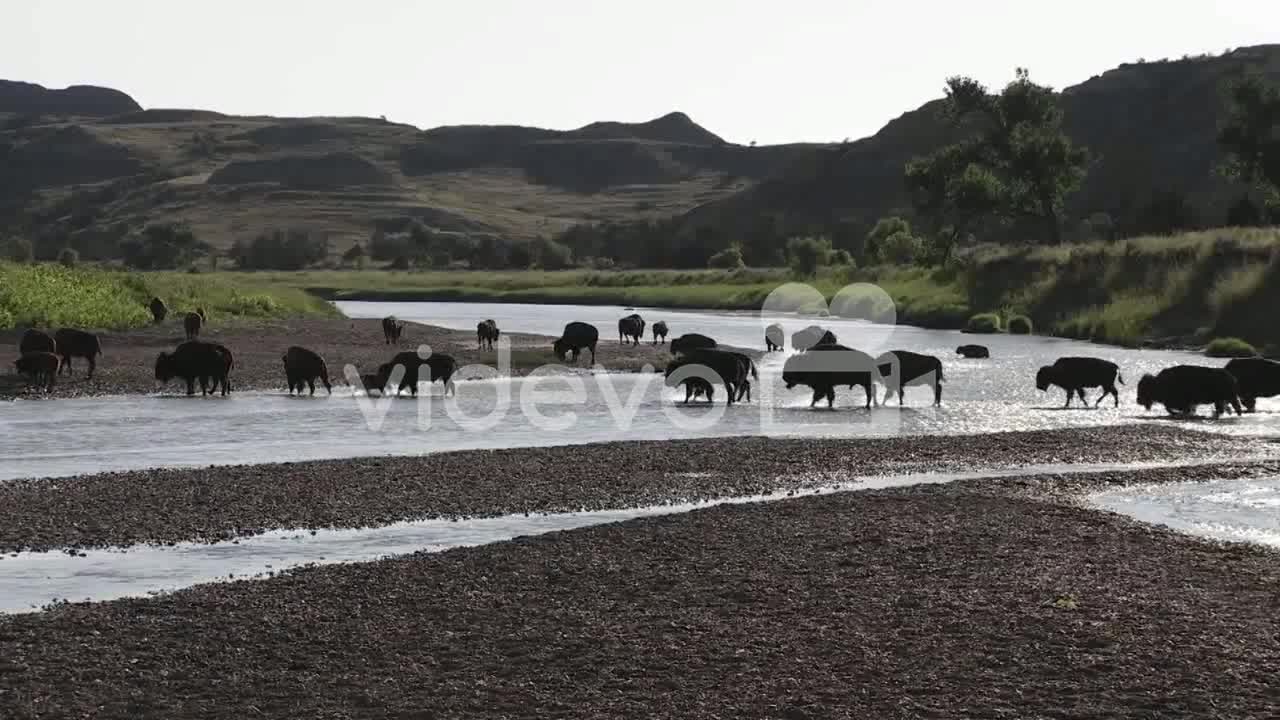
[928, 68, 1089, 244]
[1219, 70, 1280, 210]
[905, 145, 1002, 263]
[118, 223, 210, 270]
[787, 236, 831, 277]
[707, 244, 745, 269]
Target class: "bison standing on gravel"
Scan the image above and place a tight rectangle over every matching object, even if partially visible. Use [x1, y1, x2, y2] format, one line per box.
[183, 312, 202, 341]
[618, 314, 646, 346]
[54, 328, 102, 378]
[19, 328, 56, 356]
[791, 325, 837, 352]
[1036, 357, 1124, 408]
[477, 319, 500, 350]
[382, 316, 405, 345]
[956, 344, 989, 359]
[664, 349, 747, 405]
[15, 352, 59, 392]
[378, 351, 457, 397]
[652, 321, 669, 345]
[155, 341, 229, 396]
[149, 297, 168, 324]
[877, 350, 944, 406]
[553, 322, 599, 364]
[1224, 357, 1280, 412]
[283, 346, 332, 395]
[1137, 365, 1241, 418]
[670, 333, 717, 356]
[765, 323, 784, 352]
[782, 343, 877, 409]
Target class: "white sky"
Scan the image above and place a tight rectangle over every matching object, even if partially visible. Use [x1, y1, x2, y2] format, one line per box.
[3, 1, 1276, 145]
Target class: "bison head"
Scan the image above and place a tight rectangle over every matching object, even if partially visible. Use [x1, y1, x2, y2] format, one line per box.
[154, 352, 175, 382]
[1136, 374, 1159, 410]
[552, 338, 569, 361]
[1035, 366, 1056, 392]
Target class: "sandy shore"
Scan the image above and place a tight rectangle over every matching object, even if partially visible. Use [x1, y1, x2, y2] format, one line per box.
[0, 424, 1267, 553]
[0, 317, 684, 400]
[3, 459, 1278, 719]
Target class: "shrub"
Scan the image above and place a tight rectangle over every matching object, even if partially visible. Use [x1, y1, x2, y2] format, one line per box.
[708, 245, 745, 269]
[828, 248, 854, 267]
[1006, 314, 1033, 335]
[227, 292, 282, 317]
[787, 236, 832, 277]
[878, 231, 921, 265]
[1205, 337, 1258, 358]
[964, 312, 1002, 334]
[57, 248, 79, 267]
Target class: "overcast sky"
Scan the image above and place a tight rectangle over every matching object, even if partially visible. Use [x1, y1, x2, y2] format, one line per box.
[4, 1, 1277, 145]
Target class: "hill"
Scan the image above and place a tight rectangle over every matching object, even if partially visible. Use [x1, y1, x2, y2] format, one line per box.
[0, 80, 141, 117]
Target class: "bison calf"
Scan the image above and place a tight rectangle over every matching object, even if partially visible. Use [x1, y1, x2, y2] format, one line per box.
[283, 346, 332, 396]
[15, 352, 59, 392]
[652, 321, 669, 345]
[477, 319, 500, 351]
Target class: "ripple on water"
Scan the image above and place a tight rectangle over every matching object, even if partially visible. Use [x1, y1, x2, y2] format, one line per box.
[1089, 477, 1280, 549]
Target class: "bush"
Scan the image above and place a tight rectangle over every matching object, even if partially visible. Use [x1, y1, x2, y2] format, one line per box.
[964, 312, 1003, 334]
[118, 223, 210, 270]
[229, 229, 330, 270]
[57, 247, 79, 267]
[828, 248, 854, 267]
[878, 231, 921, 265]
[787, 236, 832, 277]
[1006, 314, 1033, 335]
[708, 245, 746, 269]
[1205, 337, 1258, 358]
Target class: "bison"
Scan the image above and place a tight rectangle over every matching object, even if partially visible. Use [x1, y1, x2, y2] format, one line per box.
[54, 328, 102, 378]
[477, 319, 500, 350]
[183, 312, 202, 341]
[15, 352, 59, 392]
[670, 333, 717, 356]
[791, 325, 837, 352]
[1137, 365, 1242, 418]
[652, 320, 669, 345]
[876, 350, 944, 406]
[382, 316, 405, 345]
[618, 314, 646, 346]
[208, 343, 234, 395]
[149, 297, 168, 324]
[283, 345, 332, 395]
[726, 351, 759, 402]
[553, 322, 599, 364]
[765, 323, 784, 352]
[956, 344, 989, 359]
[782, 343, 877, 409]
[358, 373, 386, 396]
[664, 349, 748, 405]
[155, 341, 229, 396]
[1224, 357, 1280, 412]
[19, 328, 56, 356]
[378, 351, 458, 397]
[1036, 357, 1123, 408]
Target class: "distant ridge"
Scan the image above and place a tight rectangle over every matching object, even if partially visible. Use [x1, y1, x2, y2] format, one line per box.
[0, 79, 141, 117]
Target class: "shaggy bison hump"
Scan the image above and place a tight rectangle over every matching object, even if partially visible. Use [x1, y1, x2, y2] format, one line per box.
[19, 328, 56, 355]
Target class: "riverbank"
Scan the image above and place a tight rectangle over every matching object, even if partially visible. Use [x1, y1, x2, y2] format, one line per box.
[0, 317, 678, 400]
[0, 424, 1263, 552]
[3, 453, 1278, 718]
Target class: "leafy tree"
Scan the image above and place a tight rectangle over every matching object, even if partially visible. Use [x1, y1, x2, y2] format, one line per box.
[707, 244, 745, 269]
[904, 147, 1002, 263]
[1219, 70, 1280, 208]
[230, 229, 329, 270]
[118, 223, 210, 270]
[787, 236, 832, 277]
[827, 248, 854, 267]
[877, 231, 921, 265]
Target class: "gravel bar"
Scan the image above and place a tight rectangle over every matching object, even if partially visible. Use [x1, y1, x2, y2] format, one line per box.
[0, 424, 1268, 553]
[2, 472, 1278, 718]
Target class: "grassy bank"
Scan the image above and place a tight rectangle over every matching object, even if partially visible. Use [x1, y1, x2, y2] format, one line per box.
[0, 263, 338, 330]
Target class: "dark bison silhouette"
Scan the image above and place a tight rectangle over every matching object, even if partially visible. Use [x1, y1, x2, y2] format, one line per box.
[876, 350, 944, 406]
[207, 344, 235, 395]
[664, 349, 749, 405]
[155, 341, 230, 396]
[956, 344, 989, 359]
[283, 346, 332, 395]
[382, 316, 405, 344]
[791, 325, 837, 352]
[1137, 365, 1241, 418]
[359, 373, 386, 396]
[725, 351, 759, 402]
[19, 328, 56, 356]
[618, 314, 646, 346]
[477, 319, 500, 350]
[782, 343, 877, 409]
[670, 333, 717, 356]
[1224, 357, 1280, 412]
[765, 323, 784, 352]
[652, 321, 669, 345]
[183, 312, 202, 341]
[15, 352, 59, 392]
[149, 297, 168, 324]
[675, 376, 715, 403]
[377, 351, 457, 396]
[54, 328, 102, 378]
[554, 322, 599, 364]
[1036, 357, 1123, 408]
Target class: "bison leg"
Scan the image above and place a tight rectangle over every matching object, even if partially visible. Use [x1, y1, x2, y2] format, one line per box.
[186, 377, 197, 396]
[933, 380, 942, 406]
[1076, 388, 1088, 406]
[1242, 395, 1257, 413]
[1062, 389, 1072, 408]
[87, 355, 95, 379]
[307, 378, 316, 396]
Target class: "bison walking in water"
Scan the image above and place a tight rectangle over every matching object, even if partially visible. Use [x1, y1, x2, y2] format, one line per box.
[765, 323, 784, 352]
[670, 333, 717, 356]
[155, 341, 230, 396]
[149, 297, 168, 324]
[782, 343, 877, 409]
[382, 316, 405, 345]
[877, 350, 944, 406]
[791, 325, 837, 352]
[477, 319, 500, 350]
[283, 346, 332, 395]
[15, 352, 60, 392]
[956, 344, 989, 359]
[1036, 357, 1123, 408]
[183, 312, 202, 341]
[207, 344, 235, 395]
[54, 328, 102, 378]
[652, 321, 669, 345]
[19, 329, 56, 356]
[664, 349, 748, 405]
[553, 322, 599, 364]
[358, 373, 386, 396]
[1224, 357, 1280, 412]
[378, 351, 457, 397]
[618, 314, 646, 345]
[1137, 365, 1241, 418]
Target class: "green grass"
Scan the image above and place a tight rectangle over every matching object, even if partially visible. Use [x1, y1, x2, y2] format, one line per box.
[0, 262, 337, 330]
[1205, 337, 1258, 358]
